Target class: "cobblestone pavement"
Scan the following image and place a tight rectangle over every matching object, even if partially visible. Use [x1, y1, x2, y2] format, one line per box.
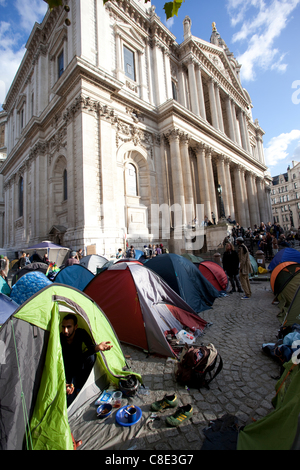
[76, 278, 282, 451]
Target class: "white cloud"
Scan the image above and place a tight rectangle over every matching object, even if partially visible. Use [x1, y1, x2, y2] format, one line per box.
[227, 0, 300, 81]
[0, 1, 47, 107]
[14, 0, 47, 33]
[0, 21, 25, 106]
[264, 129, 300, 166]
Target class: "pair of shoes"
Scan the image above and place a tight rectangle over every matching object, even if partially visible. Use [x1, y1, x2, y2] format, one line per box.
[228, 290, 236, 294]
[151, 394, 193, 427]
[151, 393, 178, 411]
[238, 289, 243, 293]
[165, 404, 193, 427]
[241, 295, 250, 300]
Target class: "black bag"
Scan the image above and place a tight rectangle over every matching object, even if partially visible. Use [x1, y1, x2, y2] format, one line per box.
[175, 343, 223, 390]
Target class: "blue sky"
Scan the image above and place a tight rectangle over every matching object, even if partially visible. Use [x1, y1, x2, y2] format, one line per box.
[0, 0, 299, 177]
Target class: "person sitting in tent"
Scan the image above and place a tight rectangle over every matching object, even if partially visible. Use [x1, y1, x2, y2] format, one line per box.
[222, 243, 243, 294]
[60, 314, 113, 406]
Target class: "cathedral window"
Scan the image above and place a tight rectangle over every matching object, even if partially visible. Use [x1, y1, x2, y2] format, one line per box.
[126, 163, 138, 196]
[172, 81, 178, 101]
[63, 169, 67, 201]
[58, 50, 64, 79]
[19, 177, 24, 218]
[123, 46, 136, 82]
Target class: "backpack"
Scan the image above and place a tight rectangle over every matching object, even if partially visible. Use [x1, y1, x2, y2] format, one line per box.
[174, 343, 223, 390]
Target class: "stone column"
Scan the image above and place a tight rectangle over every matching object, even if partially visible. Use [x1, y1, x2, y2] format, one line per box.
[138, 50, 148, 101]
[232, 101, 241, 146]
[195, 143, 211, 219]
[224, 158, 235, 220]
[180, 132, 194, 217]
[216, 155, 229, 218]
[241, 168, 250, 228]
[215, 84, 224, 133]
[246, 171, 258, 227]
[257, 177, 267, 223]
[146, 40, 154, 105]
[226, 96, 235, 142]
[195, 64, 206, 120]
[238, 108, 248, 151]
[187, 59, 200, 116]
[243, 113, 251, 152]
[164, 48, 173, 100]
[178, 65, 187, 108]
[208, 78, 219, 130]
[152, 39, 164, 106]
[206, 148, 218, 220]
[168, 128, 186, 224]
[233, 165, 246, 227]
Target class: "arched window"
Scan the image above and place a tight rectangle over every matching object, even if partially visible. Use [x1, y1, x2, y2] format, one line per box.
[19, 177, 23, 217]
[63, 169, 67, 201]
[126, 163, 137, 196]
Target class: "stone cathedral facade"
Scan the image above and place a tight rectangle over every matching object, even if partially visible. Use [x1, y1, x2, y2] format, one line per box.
[1, 0, 272, 256]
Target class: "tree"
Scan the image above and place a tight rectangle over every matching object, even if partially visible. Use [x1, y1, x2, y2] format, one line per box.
[43, 0, 185, 19]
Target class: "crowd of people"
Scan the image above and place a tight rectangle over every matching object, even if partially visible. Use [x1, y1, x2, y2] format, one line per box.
[116, 243, 169, 260]
[224, 220, 299, 261]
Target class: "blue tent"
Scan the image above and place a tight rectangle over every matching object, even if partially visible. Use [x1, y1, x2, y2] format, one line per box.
[54, 264, 95, 291]
[10, 271, 52, 305]
[0, 294, 19, 325]
[268, 248, 300, 272]
[145, 253, 220, 314]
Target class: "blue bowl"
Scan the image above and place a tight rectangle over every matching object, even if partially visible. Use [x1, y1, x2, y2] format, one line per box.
[97, 403, 112, 419]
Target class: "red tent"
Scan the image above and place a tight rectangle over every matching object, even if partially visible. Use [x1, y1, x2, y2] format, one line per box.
[84, 262, 207, 357]
[198, 261, 228, 292]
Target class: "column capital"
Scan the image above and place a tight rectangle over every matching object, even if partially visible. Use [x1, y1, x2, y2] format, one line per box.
[179, 131, 190, 144]
[164, 127, 181, 142]
[193, 142, 206, 154]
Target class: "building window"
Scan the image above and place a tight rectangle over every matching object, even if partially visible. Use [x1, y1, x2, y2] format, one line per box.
[20, 109, 24, 130]
[172, 81, 178, 101]
[126, 163, 138, 196]
[19, 177, 23, 218]
[58, 50, 64, 79]
[0, 124, 4, 148]
[31, 93, 34, 117]
[294, 182, 298, 189]
[123, 46, 136, 81]
[63, 169, 67, 201]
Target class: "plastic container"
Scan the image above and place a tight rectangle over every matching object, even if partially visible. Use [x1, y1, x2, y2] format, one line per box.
[176, 329, 195, 344]
[112, 391, 122, 408]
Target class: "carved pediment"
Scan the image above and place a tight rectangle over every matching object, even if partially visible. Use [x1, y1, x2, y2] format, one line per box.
[114, 22, 145, 52]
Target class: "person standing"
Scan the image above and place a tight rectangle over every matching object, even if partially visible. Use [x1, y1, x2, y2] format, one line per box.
[236, 237, 252, 299]
[65, 251, 80, 266]
[222, 243, 242, 294]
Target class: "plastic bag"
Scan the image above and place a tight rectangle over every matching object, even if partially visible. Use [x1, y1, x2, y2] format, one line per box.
[176, 329, 195, 344]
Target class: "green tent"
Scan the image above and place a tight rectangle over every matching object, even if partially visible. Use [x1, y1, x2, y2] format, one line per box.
[0, 284, 142, 450]
[277, 277, 300, 325]
[237, 360, 300, 450]
[278, 285, 300, 327]
[249, 255, 258, 277]
[181, 253, 204, 263]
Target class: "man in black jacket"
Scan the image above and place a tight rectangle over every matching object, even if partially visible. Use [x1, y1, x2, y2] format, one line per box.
[60, 314, 113, 405]
[222, 243, 242, 294]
